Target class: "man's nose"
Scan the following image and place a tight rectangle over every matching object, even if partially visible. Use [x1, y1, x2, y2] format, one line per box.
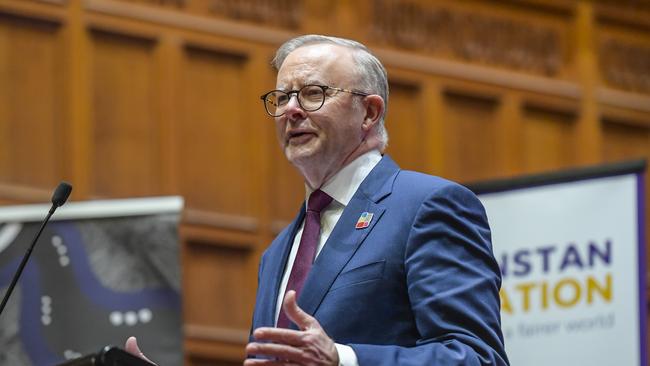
[284, 94, 307, 121]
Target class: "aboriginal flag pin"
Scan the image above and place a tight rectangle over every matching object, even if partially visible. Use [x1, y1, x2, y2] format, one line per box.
[355, 212, 373, 229]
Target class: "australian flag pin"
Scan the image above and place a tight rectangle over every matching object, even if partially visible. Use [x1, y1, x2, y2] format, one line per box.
[355, 212, 373, 229]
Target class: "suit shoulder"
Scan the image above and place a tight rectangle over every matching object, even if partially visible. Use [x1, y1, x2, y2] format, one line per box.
[394, 170, 475, 198]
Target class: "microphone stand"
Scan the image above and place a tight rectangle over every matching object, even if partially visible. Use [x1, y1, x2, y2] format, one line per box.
[0, 205, 57, 315]
[0, 182, 72, 317]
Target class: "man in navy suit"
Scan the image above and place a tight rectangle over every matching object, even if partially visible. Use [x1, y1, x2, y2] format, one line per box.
[243, 35, 509, 366]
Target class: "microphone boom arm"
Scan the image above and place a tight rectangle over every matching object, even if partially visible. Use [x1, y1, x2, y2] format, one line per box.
[0, 182, 72, 317]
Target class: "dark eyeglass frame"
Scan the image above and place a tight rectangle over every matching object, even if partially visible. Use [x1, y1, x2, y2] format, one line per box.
[260, 84, 370, 117]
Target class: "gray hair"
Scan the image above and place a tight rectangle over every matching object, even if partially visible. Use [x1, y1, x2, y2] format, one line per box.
[272, 35, 389, 149]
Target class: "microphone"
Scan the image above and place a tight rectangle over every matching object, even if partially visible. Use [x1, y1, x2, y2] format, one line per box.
[0, 181, 73, 317]
[51, 181, 72, 209]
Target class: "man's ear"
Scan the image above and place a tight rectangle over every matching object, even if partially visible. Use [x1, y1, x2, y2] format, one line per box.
[361, 95, 385, 132]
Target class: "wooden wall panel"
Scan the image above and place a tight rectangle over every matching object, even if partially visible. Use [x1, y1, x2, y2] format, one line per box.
[442, 91, 500, 183]
[521, 104, 577, 174]
[384, 81, 424, 172]
[602, 122, 650, 165]
[184, 337, 246, 366]
[183, 240, 252, 330]
[178, 46, 252, 217]
[181, 225, 256, 363]
[601, 120, 650, 274]
[187, 356, 240, 366]
[0, 15, 63, 189]
[90, 30, 161, 197]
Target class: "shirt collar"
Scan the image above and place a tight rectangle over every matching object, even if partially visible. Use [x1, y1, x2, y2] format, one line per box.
[304, 150, 382, 207]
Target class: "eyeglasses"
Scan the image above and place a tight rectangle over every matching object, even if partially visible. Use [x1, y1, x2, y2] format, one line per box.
[260, 84, 370, 117]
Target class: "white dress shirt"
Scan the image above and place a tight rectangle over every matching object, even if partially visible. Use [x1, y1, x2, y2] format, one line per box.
[274, 150, 382, 366]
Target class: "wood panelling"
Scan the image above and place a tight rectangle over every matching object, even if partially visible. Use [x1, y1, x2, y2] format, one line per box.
[521, 103, 577, 174]
[602, 121, 650, 163]
[90, 30, 161, 197]
[178, 46, 252, 216]
[187, 356, 241, 366]
[184, 336, 246, 365]
[0, 0, 649, 364]
[601, 120, 650, 274]
[597, 11, 650, 96]
[180, 225, 258, 358]
[384, 81, 424, 172]
[183, 240, 252, 330]
[442, 90, 500, 182]
[0, 14, 63, 189]
[370, 0, 572, 78]
[85, 0, 293, 45]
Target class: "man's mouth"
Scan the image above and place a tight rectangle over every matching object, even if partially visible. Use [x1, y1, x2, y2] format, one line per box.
[287, 131, 316, 144]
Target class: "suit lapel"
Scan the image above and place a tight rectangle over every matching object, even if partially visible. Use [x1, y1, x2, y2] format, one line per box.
[297, 156, 400, 318]
[260, 207, 305, 327]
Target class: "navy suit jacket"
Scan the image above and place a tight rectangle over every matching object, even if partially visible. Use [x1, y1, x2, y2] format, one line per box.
[251, 155, 509, 365]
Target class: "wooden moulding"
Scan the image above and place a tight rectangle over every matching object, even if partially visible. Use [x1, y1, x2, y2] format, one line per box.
[0, 182, 54, 204]
[86, 16, 162, 43]
[600, 107, 650, 130]
[180, 220, 257, 251]
[597, 88, 650, 115]
[39, 0, 67, 4]
[84, 0, 294, 45]
[0, 0, 66, 24]
[376, 48, 582, 100]
[498, 0, 575, 16]
[595, 2, 650, 32]
[182, 209, 258, 234]
[185, 324, 249, 344]
[442, 86, 501, 107]
[182, 40, 249, 62]
[522, 94, 580, 121]
[184, 327, 248, 362]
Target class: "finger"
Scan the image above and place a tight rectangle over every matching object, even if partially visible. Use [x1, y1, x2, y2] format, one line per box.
[282, 290, 316, 330]
[125, 337, 137, 353]
[252, 327, 304, 346]
[124, 336, 156, 365]
[243, 359, 298, 366]
[246, 342, 307, 363]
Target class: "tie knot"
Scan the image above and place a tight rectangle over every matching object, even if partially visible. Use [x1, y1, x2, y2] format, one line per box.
[307, 189, 333, 213]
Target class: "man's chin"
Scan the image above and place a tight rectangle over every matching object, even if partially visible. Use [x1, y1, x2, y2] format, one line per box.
[285, 146, 319, 167]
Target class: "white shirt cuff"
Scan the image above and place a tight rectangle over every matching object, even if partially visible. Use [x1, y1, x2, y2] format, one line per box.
[335, 343, 359, 366]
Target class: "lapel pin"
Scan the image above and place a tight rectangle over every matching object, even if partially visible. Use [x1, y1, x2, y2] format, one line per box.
[355, 212, 374, 229]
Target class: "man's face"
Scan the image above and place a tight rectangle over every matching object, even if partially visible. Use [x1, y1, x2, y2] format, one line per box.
[274, 44, 367, 180]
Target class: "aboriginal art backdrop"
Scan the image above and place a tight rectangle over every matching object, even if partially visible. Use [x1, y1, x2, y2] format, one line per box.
[0, 198, 183, 366]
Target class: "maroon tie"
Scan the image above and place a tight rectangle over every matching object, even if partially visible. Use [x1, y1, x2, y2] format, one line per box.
[277, 189, 333, 328]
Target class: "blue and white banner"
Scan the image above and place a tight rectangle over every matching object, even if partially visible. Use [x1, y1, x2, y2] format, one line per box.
[0, 196, 184, 365]
[473, 161, 646, 366]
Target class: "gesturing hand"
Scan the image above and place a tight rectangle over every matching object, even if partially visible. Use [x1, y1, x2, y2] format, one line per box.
[125, 336, 157, 365]
[244, 290, 339, 366]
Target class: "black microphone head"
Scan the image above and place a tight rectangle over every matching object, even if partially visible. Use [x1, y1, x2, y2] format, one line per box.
[51, 182, 72, 208]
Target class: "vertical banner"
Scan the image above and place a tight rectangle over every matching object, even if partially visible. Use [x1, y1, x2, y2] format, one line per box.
[0, 197, 184, 366]
[471, 161, 646, 366]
